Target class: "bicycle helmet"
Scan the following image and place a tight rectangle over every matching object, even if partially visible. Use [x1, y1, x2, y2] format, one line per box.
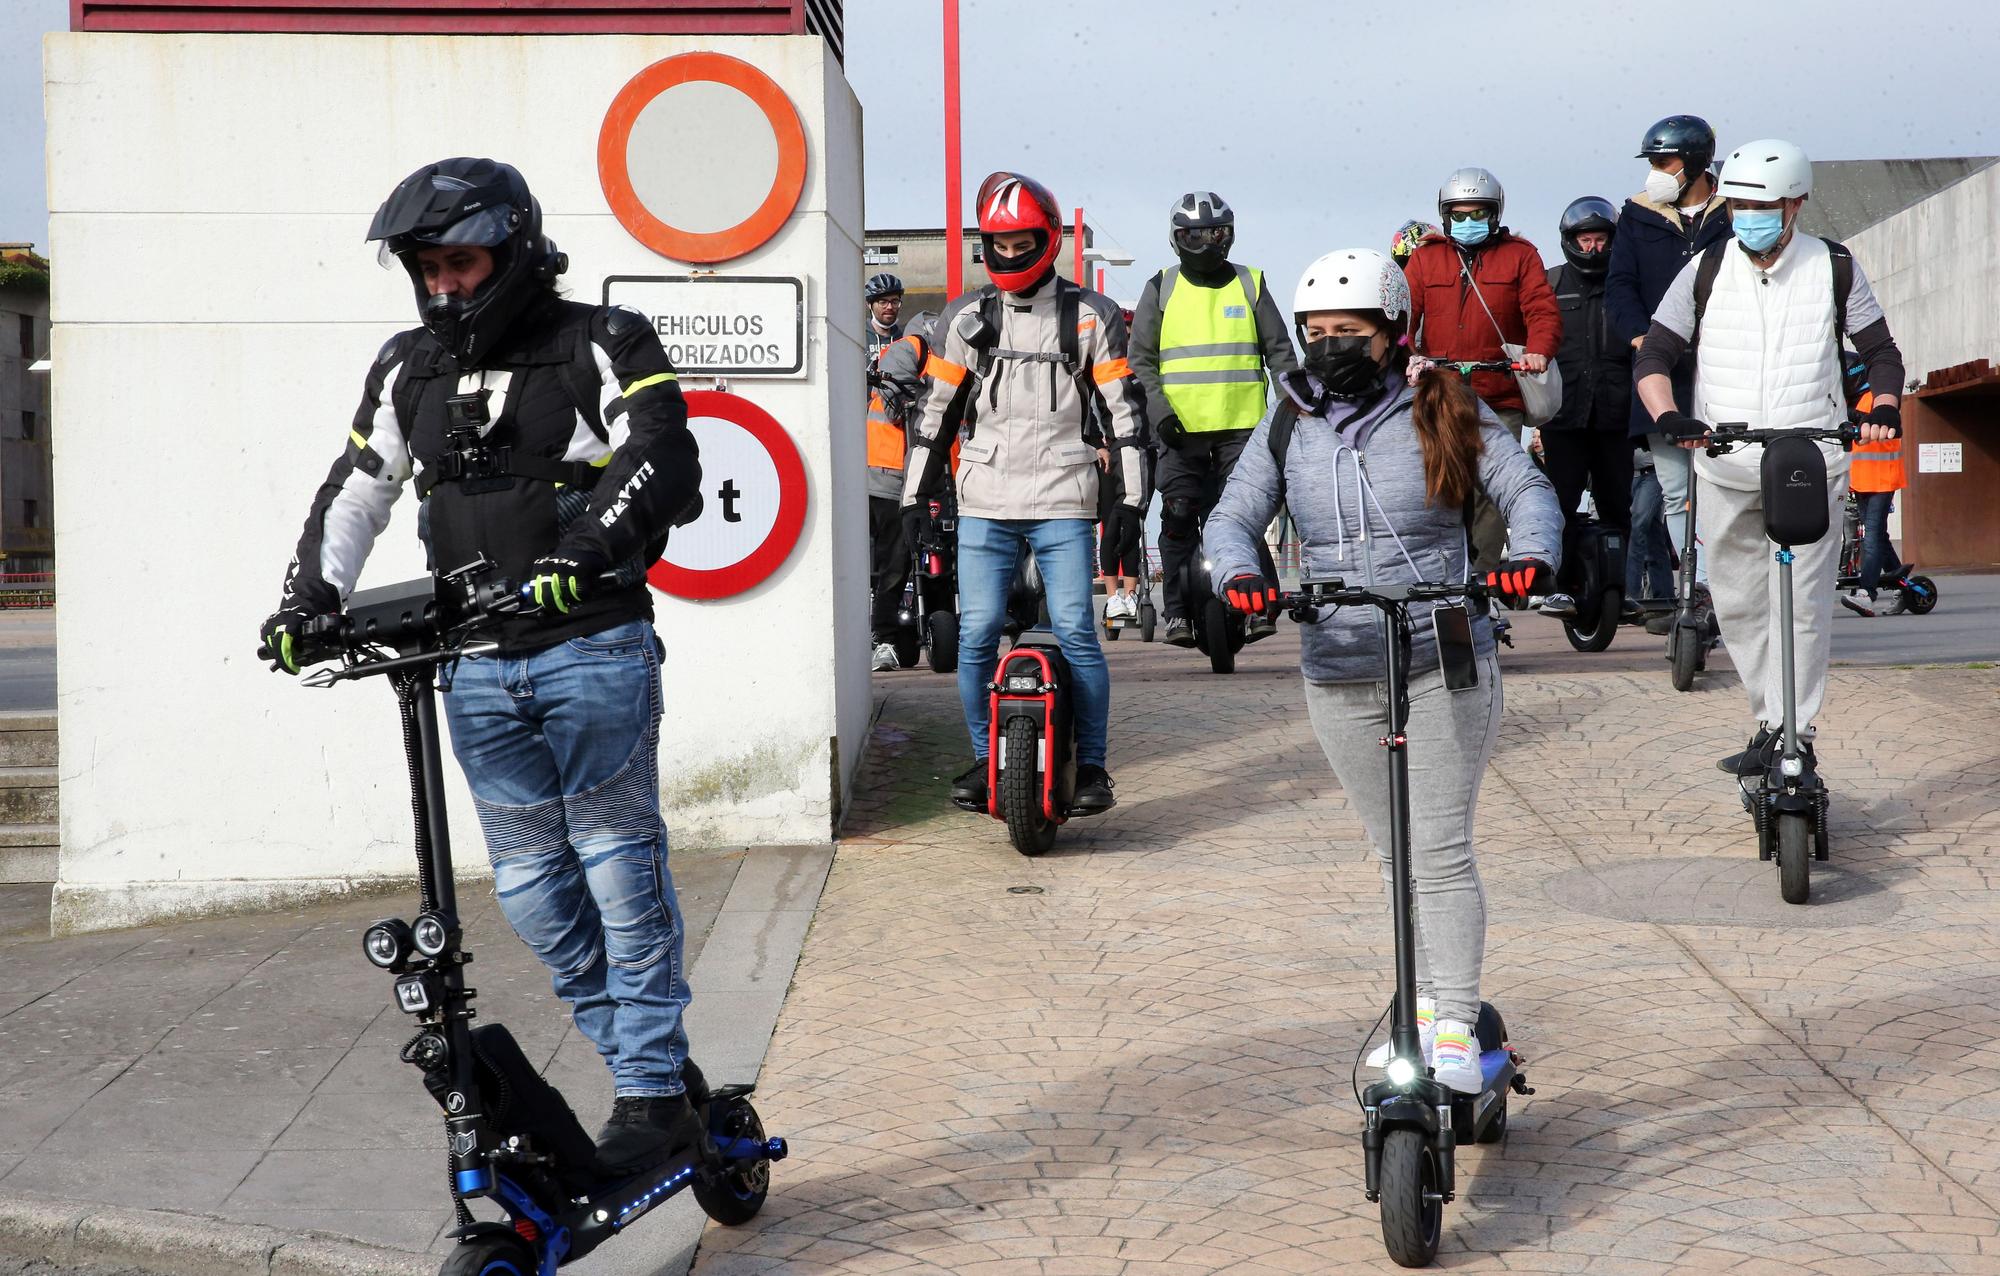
[864, 272, 905, 302]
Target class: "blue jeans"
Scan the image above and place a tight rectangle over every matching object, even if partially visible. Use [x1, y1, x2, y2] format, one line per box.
[443, 619, 691, 1098]
[1856, 491, 1907, 593]
[1646, 433, 1707, 584]
[1626, 465, 1675, 600]
[957, 516, 1110, 768]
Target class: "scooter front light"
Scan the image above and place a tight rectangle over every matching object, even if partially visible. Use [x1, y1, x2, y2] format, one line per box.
[411, 911, 458, 958]
[363, 919, 414, 970]
[1781, 756, 1803, 778]
[1385, 1056, 1419, 1088]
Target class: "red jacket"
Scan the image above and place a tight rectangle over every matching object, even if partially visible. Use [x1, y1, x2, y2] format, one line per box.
[1404, 231, 1563, 414]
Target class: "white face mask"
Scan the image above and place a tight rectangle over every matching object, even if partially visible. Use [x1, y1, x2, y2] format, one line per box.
[1644, 167, 1684, 205]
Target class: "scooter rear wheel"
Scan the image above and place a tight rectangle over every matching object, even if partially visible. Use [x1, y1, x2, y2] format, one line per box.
[439, 1234, 534, 1276]
[1001, 716, 1056, 857]
[1903, 575, 1939, 615]
[1379, 1127, 1443, 1267]
[1140, 602, 1157, 643]
[1776, 811, 1811, 905]
[1668, 623, 1699, 692]
[692, 1096, 772, 1225]
[927, 612, 958, 673]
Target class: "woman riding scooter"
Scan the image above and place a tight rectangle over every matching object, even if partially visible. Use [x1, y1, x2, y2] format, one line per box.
[1203, 249, 1561, 1093]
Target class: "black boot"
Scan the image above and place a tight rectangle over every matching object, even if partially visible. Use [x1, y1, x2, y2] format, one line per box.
[1068, 765, 1117, 816]
[951, 760, 988, 809]
[594, 1092, 707, 1177]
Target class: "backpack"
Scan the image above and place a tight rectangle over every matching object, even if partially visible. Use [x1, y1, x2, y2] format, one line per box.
[948, 279, 1091, 436]
[1689, 236, 1854, 351]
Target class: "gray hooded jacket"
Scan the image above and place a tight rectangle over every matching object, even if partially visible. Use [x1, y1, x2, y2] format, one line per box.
[1204, 371, 1562, 684]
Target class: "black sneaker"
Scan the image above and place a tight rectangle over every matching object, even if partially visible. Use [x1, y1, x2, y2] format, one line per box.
[1717, 726, 1777, 775]
[1068, 765, 1116, 816]
[951, 760, 988, 809]
[1645, 611, 1675, 636]
[1163, 617, 1195, 648]
[595, 1092, 707, 1177]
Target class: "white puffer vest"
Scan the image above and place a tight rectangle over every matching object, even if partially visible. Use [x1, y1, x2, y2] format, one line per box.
[1692, 234, 1849, 492]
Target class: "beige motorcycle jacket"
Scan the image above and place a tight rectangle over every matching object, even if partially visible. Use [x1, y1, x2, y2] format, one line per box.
[902, 276, 1147, 521]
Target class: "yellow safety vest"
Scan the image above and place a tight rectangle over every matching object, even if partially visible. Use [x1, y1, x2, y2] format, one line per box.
[1156, 264, 1269, 431]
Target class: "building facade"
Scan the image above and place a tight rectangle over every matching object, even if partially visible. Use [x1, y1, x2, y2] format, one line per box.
[0, 246, 53, 575]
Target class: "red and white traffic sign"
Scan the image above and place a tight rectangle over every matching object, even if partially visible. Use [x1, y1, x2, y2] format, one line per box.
[648, 390, 807, 601]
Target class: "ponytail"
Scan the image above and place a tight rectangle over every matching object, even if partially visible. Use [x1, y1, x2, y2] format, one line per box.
[1408, 367, 1485, 509]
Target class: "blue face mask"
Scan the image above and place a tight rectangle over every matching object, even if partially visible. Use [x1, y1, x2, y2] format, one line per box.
[1449, 218, 1491, 247]
[1733, 209, 1785, 253]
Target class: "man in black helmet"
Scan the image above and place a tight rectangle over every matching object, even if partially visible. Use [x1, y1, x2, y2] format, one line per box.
[258, 158, 706, 1176]
[1606, 115, 1731, 631]
[1538, 197, 1634, 619]
[1129, 191, 1297, 647]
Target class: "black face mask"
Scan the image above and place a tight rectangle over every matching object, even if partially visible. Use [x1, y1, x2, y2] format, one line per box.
[1302, 335, 1383, 398]
[1175, 244, 1230, 273]
[423, 291, 472, 359]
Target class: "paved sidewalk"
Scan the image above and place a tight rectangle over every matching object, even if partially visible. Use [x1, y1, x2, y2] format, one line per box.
[693, 626, 2000, 1274]
[0, 839, 832, 1274]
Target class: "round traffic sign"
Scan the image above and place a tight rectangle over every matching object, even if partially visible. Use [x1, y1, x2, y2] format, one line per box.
[598, 52, 808, 264]
[648, 390, 807, 600]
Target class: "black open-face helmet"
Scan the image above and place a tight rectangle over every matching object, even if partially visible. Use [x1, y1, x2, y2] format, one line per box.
[367, 158, 567, 366]
[1558, 196, 1618, 275]
[1637, 115, 1717, 182]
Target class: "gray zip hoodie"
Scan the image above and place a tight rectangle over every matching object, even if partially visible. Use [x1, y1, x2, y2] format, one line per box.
[1204, 370, 1562, 684]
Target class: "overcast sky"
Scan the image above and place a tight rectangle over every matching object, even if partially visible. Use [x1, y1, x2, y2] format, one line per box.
[7, 0, 2000, 306]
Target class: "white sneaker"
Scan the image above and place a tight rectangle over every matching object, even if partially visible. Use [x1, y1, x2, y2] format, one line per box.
[1104, 593, 1129, 622]
[1366, 997, 1435, 1069]
[1430, 1019, 1483, 1094]
[870, 642, 898, 672]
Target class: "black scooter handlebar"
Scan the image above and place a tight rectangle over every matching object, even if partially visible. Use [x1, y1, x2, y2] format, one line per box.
[1277, 578, 1494, 623]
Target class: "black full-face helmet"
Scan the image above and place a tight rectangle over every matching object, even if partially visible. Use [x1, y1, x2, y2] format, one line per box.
[1558, 196, 1618, 275]
[367, 157, 567, 366]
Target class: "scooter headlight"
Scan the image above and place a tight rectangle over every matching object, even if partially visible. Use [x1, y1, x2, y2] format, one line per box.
[411, 911, 458, 959]
[363, 919, 414, 970]
[1385, 1056, 1419, 1088]
[1780, 755, 1803, 778]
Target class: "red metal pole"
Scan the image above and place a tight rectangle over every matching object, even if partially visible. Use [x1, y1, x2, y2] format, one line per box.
[1074, 207, 1086, 284]
[943, 0, 963, 297]
[1096, 265, 1105, 293]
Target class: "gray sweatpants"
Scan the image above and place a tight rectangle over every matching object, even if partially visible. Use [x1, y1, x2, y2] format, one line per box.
[1304, 648, 1502, 1025]
[1696, 471, 1847, 732]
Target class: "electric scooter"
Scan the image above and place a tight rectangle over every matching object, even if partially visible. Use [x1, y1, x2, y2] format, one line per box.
[1281, 576, 1531, 1268]
[897, 491, 959, 672]
[1706, 420, 1866, 905]
[1102, 523, 1158, 644]
[1662, 476, 1716, 692]
[278, 561, 786, 1276]
[1834, 491, 1939, 616]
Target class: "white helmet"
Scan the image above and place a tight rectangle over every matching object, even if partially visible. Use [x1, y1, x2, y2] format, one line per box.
[1293, 249, 1410, 324]
[1717, 138, 1813, 201]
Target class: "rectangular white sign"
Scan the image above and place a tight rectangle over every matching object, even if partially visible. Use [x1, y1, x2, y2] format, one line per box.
[1917, 442, 1963, 474]
[602, 275, 806, 378]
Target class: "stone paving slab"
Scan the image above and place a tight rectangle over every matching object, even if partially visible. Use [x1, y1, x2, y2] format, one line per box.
[692, 626, 2000, 1275]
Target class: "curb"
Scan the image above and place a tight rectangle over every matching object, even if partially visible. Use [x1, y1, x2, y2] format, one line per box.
[0, 1197, 433, 1276]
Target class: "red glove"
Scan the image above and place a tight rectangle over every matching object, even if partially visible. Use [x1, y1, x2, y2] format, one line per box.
[1484, 558, 1551, 602]
[1223, 574, 1275, 616]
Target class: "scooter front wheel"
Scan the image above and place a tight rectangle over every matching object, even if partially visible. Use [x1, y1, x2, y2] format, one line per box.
[1776, 811, 1811, 905]
[1668, 623, 1699, 692]
[1903, 575, 1939, 615]
[693, 1096, 772, 1225]
[927, 612, 958, 673]
[1001, 717, 1056, 856]
[439, 1234, 535, 1276]
[1378, 1127, 1443, 1267]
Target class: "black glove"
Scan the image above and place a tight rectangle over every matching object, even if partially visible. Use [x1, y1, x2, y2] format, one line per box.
[524, 549, 610, 616]
[900, 503, 929, 555]
[1655, 409, 1710, 442]
[1862, 400, 1902, 438]
[1484, 558, 1552, 603]
[1222, 573, 1275, 616]
[1154, 414, 1187, 451]
[259, 580, 337, 675]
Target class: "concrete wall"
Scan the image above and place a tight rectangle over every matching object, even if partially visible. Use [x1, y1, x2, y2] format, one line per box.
[44, 32, 867, 932]
[1844, 164, 2000, 388]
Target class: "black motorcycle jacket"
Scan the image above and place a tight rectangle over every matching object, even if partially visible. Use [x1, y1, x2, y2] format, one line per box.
[281, 294, 702, 652]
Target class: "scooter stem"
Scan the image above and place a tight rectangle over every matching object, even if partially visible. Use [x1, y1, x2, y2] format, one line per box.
[395, 670, 461, 917]
[1776, 547, 1800, 768]
[1379, 604, 1422, 1064]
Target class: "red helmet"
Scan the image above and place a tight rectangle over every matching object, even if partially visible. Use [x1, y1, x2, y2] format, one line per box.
[976, 171, 1063, 293]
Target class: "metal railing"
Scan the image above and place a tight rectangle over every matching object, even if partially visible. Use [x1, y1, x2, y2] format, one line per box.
[0, 572, 54, 609]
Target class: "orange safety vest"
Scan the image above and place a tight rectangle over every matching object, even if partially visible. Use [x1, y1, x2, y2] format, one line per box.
[866, 332, 926, 472]
[1847, 389, 1906, 494]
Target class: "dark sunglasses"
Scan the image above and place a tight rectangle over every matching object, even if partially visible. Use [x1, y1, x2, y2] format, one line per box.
[1445, 208, 1493, 223]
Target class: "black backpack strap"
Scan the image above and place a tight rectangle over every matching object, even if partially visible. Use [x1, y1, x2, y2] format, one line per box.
[1688, 237, 1730, 348]
[1266, 397, 1300, 502]
[1824, 238, 1854, 338]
